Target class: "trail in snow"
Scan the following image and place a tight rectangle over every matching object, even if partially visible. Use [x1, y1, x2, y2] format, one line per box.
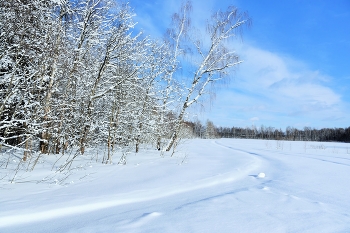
[0, 139, 262, 230]
[0, 164, 258, 228]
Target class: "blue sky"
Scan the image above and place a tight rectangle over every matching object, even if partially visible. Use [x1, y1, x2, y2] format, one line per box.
[129, 0, 350, 129]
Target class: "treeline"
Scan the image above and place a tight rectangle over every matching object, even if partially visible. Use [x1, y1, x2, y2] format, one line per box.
[189, 120, 350, 142]
[0, 0, 249, 165]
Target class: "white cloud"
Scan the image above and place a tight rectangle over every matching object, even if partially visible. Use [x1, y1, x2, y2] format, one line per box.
[199, 44, 349, 128]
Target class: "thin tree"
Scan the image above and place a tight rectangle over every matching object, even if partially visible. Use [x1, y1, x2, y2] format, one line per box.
[165, 1, 250, 151]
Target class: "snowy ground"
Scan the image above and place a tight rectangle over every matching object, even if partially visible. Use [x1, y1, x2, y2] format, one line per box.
[1, 139, 350, 233]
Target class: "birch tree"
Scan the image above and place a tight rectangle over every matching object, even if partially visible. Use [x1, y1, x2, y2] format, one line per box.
[164, 1, 250, 151]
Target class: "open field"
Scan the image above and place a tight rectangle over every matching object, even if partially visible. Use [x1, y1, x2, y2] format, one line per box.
[1, 139, 350, 232]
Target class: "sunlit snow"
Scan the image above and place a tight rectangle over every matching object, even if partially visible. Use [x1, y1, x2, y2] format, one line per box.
[1, 139, 350, 232]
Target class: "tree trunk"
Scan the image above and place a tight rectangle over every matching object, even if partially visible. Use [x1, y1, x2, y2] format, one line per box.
[165, 131, 177, 152]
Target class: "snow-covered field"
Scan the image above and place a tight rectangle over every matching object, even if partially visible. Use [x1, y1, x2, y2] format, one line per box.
[1, 139, 350, 233]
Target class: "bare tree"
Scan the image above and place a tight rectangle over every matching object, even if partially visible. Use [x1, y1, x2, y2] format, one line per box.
[205, 120, 217, 139]
[164, 1, 250, 151]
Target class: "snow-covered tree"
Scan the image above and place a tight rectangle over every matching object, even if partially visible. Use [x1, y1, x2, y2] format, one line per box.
[0, 0, 67, 159]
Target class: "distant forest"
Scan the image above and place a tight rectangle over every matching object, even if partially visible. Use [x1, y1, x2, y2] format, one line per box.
[188, 120, 350, 143]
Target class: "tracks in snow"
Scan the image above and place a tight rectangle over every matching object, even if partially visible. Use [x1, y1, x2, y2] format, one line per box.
[0, 140, 263, 228]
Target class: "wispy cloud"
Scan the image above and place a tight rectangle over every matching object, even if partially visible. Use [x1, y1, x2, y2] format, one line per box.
[199, 44, 349, 129]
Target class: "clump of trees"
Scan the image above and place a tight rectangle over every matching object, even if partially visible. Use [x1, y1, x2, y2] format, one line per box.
[0, 0, 249, 167]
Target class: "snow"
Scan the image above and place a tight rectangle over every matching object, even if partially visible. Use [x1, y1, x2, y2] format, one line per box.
[1, 139, 350, 232]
